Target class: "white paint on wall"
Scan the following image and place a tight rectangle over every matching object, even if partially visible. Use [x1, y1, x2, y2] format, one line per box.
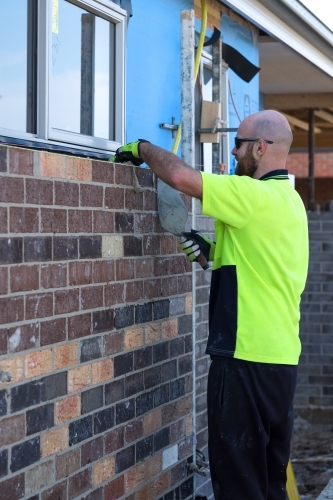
[162, 444, 178, 470]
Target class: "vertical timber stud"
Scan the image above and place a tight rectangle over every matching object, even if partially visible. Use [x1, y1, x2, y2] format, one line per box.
[181, 9, 197, 493]
[212, 37, 222, 174]
[308, 109, 315, 210]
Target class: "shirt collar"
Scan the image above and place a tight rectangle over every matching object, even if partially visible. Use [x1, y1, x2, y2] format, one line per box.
[259, 169, 289, 181]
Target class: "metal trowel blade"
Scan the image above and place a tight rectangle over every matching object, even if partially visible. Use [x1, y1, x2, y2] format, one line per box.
[157, 179, 188, 236]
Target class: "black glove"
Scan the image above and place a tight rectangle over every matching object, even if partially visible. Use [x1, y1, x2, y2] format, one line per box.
[178, 230, 216, 263]
[109, 139, 150, 166]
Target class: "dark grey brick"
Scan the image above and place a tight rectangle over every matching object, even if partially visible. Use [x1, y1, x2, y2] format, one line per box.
[115, 213, 134, 233]
[134, 347, 152, 370]
[53, 236, 78, 260]
[144, 365, 161, 389]
[26, 404, 54, 435]
[135, 303, 152, 324]
[11, 437, 40, 472]
[170, 378, 185, 401]
[153, 341, 169, 363]
[114, 305, 134, 329]
[24, 237, 52, 262]
[178, 315, 192, 335]
[105, 379, 125, 405]
[0, 238, 22, 264]
[115, 445, 135, 473]
[136, 391, 153, 417]
[94, 407, 115, 434]
[154, 427, 169, 452]
[153, 299, 170, 320]
[123, 236, 142, 257]
[161, 360, 177, 383]
[93, 309, 114, 333]
[116, 399, 135, 425]
[42, 372, 67, 402]
[180, 477, 193, 499]
[79, 236, 102, 259]
[170, 338, 185, 358]
[0, 389, 7, 416]
[154, 384, 169, 407]
[136, 435, 153, 462]
[125, 372, 144, 398]
[81, 386, 104, 414]
[114, 352, 133, 377]
[69, 416, 93, 446]
[0, 449, 8, 478]
[80, 337, 102, 363]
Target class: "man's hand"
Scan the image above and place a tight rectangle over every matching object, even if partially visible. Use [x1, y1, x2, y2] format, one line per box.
[109, 140, 150, 166]
[178, 230, 215, 263]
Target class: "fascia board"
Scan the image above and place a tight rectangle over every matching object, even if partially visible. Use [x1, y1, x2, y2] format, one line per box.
[222, 0, 333, 78]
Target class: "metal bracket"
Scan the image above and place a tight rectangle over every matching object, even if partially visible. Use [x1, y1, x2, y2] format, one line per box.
[160, 117, 179, 138]
[198, 127, 238, 133]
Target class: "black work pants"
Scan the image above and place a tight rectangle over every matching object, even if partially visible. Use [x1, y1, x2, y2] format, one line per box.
[207, 356, 297, 500]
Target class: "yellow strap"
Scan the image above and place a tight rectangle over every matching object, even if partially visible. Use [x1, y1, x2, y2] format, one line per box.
[286, 460, 301, 500]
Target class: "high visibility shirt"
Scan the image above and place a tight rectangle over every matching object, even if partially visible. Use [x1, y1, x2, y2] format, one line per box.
[201, 169, 309, 365]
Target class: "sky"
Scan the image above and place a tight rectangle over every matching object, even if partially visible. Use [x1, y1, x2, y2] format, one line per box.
[300, 0, 333, 32]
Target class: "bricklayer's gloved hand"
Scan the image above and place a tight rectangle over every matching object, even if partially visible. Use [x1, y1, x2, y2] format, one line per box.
[178, 229, 216, 263]
[109, 139, 150, 166]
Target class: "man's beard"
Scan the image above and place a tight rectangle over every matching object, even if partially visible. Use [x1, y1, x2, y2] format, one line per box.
[235, 144, 259, 177]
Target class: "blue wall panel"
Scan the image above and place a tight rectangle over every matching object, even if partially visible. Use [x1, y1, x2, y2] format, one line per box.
[126, 0, 192, 153]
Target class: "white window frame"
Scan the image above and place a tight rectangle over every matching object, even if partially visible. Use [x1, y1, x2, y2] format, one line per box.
[0, 0, 126, 154]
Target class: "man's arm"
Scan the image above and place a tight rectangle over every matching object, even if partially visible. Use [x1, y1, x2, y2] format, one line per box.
[139, 143, 203, 200]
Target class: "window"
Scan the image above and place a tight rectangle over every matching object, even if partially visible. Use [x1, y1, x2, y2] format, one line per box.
[0, 0, 126, 153]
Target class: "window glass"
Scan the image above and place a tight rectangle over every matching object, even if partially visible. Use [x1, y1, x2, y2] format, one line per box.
[51, 0, 115, 140]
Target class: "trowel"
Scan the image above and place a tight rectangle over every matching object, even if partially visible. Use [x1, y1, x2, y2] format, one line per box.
[157, 179, 209, 270]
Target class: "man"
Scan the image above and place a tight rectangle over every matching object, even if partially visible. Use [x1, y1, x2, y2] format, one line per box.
[111, 110, 309, 500]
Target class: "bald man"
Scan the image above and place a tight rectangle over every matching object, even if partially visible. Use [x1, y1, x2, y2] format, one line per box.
[111, 110, 309, 500]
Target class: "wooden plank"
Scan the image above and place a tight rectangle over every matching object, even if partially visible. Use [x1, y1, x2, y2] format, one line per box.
[281, 112, 321, 133]
[265, 93, 333, 110]
[315, 110, 333, 124]
[200, 101, 221, 143]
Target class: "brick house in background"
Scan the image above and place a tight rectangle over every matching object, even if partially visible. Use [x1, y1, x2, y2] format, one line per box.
[0, 1, 333, 500]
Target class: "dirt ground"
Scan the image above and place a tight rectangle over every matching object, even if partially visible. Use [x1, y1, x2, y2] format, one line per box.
[291, 410, 333, 499]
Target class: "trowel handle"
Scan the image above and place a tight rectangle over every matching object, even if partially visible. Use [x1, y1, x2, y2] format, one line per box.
[197, 252, 210, 270]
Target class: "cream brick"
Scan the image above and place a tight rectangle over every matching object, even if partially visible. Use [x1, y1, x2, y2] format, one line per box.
[42, 426, 68, 457]
[25, 349, 52, 378]
[102, 235, 123, 258]
[68, 364, 92, 392]
[144, 323, 161, 344]
[92, 359, 113, 384]
[0, 356, 23, 385]
[125, 327, 144, 350]
[185, 294, 192, 313]
[93, 456, 115, 486]
[162, 319, 178, 339]
[55, 395, 80, 424]
[67, 157, 91, 181]
[39, 151, 66, 179]
[54, 342, 78, 370]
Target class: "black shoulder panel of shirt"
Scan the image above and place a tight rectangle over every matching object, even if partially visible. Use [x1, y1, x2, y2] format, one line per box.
[259, 169, 289, 181]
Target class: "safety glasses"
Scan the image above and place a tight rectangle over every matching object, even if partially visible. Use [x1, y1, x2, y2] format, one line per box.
[234, 137, 274, 149]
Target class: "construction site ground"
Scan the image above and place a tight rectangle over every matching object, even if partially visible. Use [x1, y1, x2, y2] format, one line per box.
[291, 409, 333, 499]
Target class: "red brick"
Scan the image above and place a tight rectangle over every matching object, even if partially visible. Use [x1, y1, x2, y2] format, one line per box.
[144, 190, 158, 211]
[134, 213, 154, 234]
[9, 147, 34, 175]
[54, 181, 79, 206]
[40, 317, 66, 346]
[41, 481, 67, 500]
[154, 471, 170, 498]
[105, 186, 125, 209]
[115, 164, 133, 186]
[10, 207, 39, 233]
[56, 449, 80, 480]
[104, 475, 124, 500]
[93, 210, 114, 233]
[0, 414, 25, 446]
[8, 322, 39, 353]
[68, 313, 91, 340]
[104, 331, 124, 355]
[0, 296, 24, 325]
[135, 258, 153, 278]
[124, 418, 144, 444]
[81, 285, 103, 310]
[91, 160, 114, 184]
[161, 276, 178, 297]
[68, 469, 91, 499]
[68, 157, 91, 181]
[68, 209, 92, 232]
[10, 264, 39, 293]
[0, 267, 8, 294]
[0, 177, 24, 203]
[143, 235, 160, 256]
[41, 263, 67, 289]
[126, 281, 144, 302]
[26, 178, 53, 205]
[69, 261, 92, 285]
[41, 208, 67, 233]
[80, 184, 103, 207]
[55, 289, 79, 314]
[104, 427, 124, 454]
[178, 274, 192, 294]
[93, 260, 115, 283]
[105, 283, 124, 306]
[0, 474, 25, 500]
[143, 279, 162, 299]
[116, 259, 135, 281]
[125, 190, 144, 211]
[0, 207, 7, 233]
[26, 292, 53, 320]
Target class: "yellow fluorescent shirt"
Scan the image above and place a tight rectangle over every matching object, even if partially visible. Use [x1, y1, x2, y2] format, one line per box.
[201, 170, 309, 365]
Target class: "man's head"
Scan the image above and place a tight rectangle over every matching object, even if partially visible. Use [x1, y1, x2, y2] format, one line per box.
[231, 110, 293, 179]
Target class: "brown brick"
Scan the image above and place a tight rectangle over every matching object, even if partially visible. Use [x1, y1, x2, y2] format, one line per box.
[92, 359, 113, 384]
[93, 260, 115, 283]
[55, 289, 79, 315]
[40, 151, 66, 178]
[144, 190, 158, 211]
[126, 281, 144, 303]
[144, 279, 162, 300]
[54, 342, 78, 370]
[68, 313, 91, 340]
[104, 331, 124, 356]
[56, 449, 80, 480]
[178, 435, 192, 459]
[41, 481, 67, 500]
[9, 147, 33, 175]
[41, 263, 67, 289]
[0, 473, 25, 500]
[125, 463, 145, 493]
[105, 186, 125, 209]
[170, 419, 186, 443]
[160, 235, 178, 255]
[162, 395, 192, 426]
[92, 160, 114, 184]
[161, 276, 178, 298]
[41, 208, 67, 233]
[0, 356, 23, 384]
[26, 292, 53, 320]
[93, 456, 115, 486]
[68, 364, 92, 392]
[0, 414, 25, 446]
[135, 258, 153, 279]
[0, 267, 8, 295]
[26, 178, 53, 205]
[81, 436, 103, 466]
[0, 296, 24, 324]
[124, 418, 144, 444]
[144, 323, 161, 344]
[80, 184, 103, 207]
[69, 261, 92, 285]
[104, 475, 125, 500]
[68, 157, 91, 182]
[55, 395, 80, 424]
[104, 427, 124, 454]
[105, 283, 124, 306]
[54, 181, 79, 206]
[0, 177, 24, 203]
[93, 210, 114, 233]
[135, 213, 154, 234]
[162, 318, 178, 339]
[42, 426, 68, 457]
[25, 348, 53, 378]
[143, 235, 160, 256]
[10, 264, 39, 293]
[68, 469, 91, 499]
[116, 259, 135, 281]
[68, 209, 92, 233]
[178, 274, 192, 294]
[8, 322, 39, 353]
[0, 328, 7, 355]
[185, 414, 192, 436]
[144, 454, 162, 481]
[154, 471, 170, 498]
[10, 207, 39, 233]
[135, 483, 155, 500]
[115, 164, 133, 186]
[143, 409, 162, 436]
[124, 327, 143, 350]
[81, 285, 103, 310]
[0, 145, 7, 172]
[40, 318, 66, 346]
[0, 207, 7, 233]
[125, 190, 144, 211]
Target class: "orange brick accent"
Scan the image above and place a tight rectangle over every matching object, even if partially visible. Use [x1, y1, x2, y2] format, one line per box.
[143, 409, 162, 435]
[144, 323, 161, 344]
[162, 318, 178, 339]
[154, 471, 170, 498]
[93, 456, 115, 486]
[286, 151, 333, 178]
[41, 426, 68, 457]
[185, 415, 193, 436]
[135, 483, 155, 500]
[145, 453, 162, 481]
[68, 157, 92, 181]
[55, 395, 80, 424]
[54, 343, 78, 370]
[68, 364, 92, 392]
[0, 356, 23, 385]
[124, 327, 144, 350]
[25, 349, 52, 378]
[185, 294, 192, 313]
[92, 359, 114, 384]
[40, 151, 67, 179]
[125, 463, 145, 493]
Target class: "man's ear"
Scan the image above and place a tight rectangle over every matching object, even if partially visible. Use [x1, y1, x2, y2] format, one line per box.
[254, 139, 267, 158]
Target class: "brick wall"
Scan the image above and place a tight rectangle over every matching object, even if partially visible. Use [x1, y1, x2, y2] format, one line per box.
[0, 145, 196, 500]
[286, 151, 333, 179]
[295, 210, 333, 408]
